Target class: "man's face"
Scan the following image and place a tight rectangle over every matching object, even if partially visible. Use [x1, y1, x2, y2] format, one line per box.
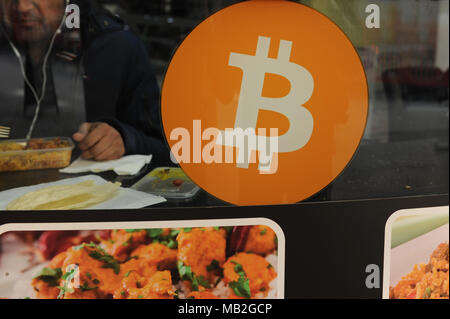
[1, 0, 65, 45]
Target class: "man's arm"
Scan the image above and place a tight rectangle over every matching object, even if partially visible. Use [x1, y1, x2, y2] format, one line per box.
[81, 27, 171, 165]
[103, 32, 170, 164]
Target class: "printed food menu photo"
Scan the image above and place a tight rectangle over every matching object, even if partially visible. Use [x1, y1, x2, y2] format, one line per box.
[0, 0, 448, 309]
[384, 207, 449, 300]
[0, 220, 284, 300]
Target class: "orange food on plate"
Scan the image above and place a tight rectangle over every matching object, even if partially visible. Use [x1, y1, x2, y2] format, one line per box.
[130, 242, 178, 272]
[102, 230, 148, 262]
[244, 225, 277, 256]
[114, 270, 174, 299]
[29, 226, 278, 299]
[390, 243, 449, 299]
[223, 252, 277, 298]
[177, 227, 227, 282]
[31, 277, 60, 300]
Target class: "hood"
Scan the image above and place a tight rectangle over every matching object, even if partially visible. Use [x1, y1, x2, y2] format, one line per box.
[70, 0, 126, 47]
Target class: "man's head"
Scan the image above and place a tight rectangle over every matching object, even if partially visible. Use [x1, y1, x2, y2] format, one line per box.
[1, 0, 66, 45]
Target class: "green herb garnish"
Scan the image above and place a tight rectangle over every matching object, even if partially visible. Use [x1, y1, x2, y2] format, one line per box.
[229, 276, 251, 299]
[57, 285, 73, 299]
[229, 261, 251, 298]
[194, 276, 211, 290]
[167, 239, 178, 249]
[34, 267, 62, 287]
[206, 260, 220, 272]
[177, 261, 210, 291]
[58, 268, 78, 299]
[231, 261, 245, 277]
[124, 255, 139, 262]
[73, 242, 97, 251]
[178, 261, 194, 282]
[146, 228, 164, 239]
[89, 250, 120, 274]
[74, 243, 120, 274]
[80, 282, 98, 291]
[61, 268, 77, 281]
[170, 229, 180, 237]
[423, 287, 432, 299]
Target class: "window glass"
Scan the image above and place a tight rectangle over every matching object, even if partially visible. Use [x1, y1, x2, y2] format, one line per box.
[1, 0, 448, 206]
[111, 0, 448, 203]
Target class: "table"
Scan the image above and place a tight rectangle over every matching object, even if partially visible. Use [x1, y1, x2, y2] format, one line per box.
[0, 163, 229, 208]
[0, 138, 447, 208]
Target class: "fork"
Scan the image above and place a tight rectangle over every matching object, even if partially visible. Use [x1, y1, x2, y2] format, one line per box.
[0, 126, 10, 138]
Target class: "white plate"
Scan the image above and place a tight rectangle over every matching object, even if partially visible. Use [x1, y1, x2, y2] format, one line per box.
[390, 223, 449, 287]
[0, 175, 166, 210]
[0, 234, 46, 299]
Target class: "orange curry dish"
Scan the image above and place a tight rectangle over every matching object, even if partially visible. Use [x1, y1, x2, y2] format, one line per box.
[390, 243, 449, 299]
[223, 252, 277, 298]
[30, 226, 279, 299]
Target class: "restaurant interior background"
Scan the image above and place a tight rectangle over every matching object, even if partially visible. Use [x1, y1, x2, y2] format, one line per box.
[98, 0, 449, 204]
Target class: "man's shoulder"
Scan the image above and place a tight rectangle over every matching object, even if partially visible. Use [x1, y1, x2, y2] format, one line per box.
[83, 13, 142, 55]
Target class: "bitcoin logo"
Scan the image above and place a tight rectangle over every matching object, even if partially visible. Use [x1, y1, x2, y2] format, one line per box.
[217, 36, 314, 173]
[161, 1, 368, 205]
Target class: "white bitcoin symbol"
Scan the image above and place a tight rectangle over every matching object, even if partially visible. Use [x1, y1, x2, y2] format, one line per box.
[217, 36, 314, 173]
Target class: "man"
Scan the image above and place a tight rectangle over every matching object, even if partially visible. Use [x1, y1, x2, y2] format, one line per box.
[0, 0, 169, 163]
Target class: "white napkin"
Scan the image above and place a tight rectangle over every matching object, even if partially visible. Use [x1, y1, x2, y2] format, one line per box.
[59, 155, 152, 176]
[0, 175, 166, 210]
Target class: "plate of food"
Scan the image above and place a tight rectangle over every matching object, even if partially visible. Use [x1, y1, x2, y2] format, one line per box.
[389, 223, 449, 299]
[0, 224, 281, 299]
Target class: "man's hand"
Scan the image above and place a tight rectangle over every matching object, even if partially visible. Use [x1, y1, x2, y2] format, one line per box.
[72, 122, 125, 161]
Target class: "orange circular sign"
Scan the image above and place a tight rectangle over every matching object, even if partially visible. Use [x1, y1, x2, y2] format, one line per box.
[161, 0, 368, 206]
